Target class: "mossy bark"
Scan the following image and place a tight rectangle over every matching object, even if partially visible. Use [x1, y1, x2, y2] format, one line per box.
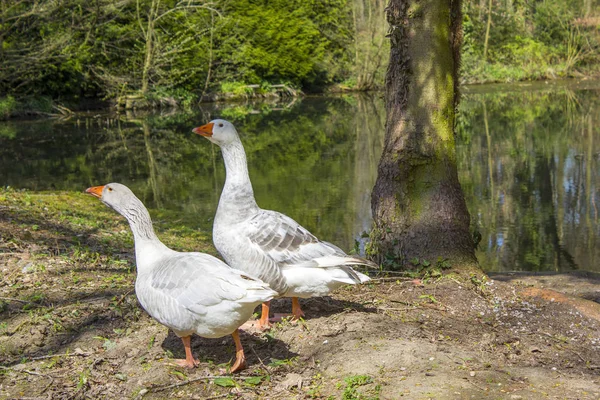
[370, 0, 479, 271]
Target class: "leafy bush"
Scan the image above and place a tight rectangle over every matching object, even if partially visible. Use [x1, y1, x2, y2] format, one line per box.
[0, 97, 17, 119]
[220, 82, 254, 97]
[462, 0, 599, 83]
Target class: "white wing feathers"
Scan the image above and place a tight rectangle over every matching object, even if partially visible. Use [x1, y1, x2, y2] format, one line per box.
[150, 253, 276, 316]
[244, 210, 376, 284]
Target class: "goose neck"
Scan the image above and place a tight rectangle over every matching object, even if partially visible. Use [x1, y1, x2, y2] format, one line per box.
[221, 141, 253, 191]
[116, 199, 168, 260]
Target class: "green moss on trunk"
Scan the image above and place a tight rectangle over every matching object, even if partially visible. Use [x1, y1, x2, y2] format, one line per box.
[371, 0, 480, 272]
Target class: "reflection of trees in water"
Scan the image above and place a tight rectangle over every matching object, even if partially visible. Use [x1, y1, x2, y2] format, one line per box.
[2, 89, 599, 271]
[142, 121, 161, 209]
[458, 88, 600, 272]
[351, 94, 385, 250]
[0, 97, 386, 252]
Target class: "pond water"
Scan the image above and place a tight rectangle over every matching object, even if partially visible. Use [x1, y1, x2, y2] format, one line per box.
[1, 79, 599, 273]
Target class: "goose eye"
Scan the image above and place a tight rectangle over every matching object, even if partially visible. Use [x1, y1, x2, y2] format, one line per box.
[218, 123, 224, 127]
[107, 187, 113, 192]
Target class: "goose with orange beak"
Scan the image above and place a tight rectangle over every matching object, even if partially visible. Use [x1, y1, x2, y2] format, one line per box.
[85, 183, 276, 371]
[193, 119, 376, 330]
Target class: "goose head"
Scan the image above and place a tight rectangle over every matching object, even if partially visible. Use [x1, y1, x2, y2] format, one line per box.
[85, 183, 138, 214]
[192, 119, 239, 147]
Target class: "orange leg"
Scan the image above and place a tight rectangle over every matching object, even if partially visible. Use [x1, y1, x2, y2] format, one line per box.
[291, 297, 305, 320]
[172, 335, 199, 368]
[230, 329, 247, 373]
[239, 302, 272, 332]
[257, 301, 272, 330]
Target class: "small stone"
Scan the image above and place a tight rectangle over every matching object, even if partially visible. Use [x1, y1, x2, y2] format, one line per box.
[276, 373, 304, 390]
[469, 371, 476, 377]
[32, 333, 44, 347]
[21, 263, 34, 273]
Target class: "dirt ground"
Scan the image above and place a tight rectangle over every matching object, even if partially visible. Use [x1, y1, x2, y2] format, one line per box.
[1, 190, 599, 399]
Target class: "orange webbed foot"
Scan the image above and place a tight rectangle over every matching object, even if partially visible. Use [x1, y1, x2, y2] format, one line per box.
[230, 351, 247, 373]
[171, 357, 199, 368]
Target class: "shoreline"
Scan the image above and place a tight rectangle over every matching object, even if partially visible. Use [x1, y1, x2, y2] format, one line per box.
[3, 75, 600, 121]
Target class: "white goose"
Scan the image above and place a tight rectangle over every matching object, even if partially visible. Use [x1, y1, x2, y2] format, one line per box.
[85, 183, 276, 371]
[193, 119, 376, 330]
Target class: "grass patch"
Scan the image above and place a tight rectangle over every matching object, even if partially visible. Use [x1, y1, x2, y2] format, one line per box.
[0, 187, 212, 254]
[338, 374, 380, 400]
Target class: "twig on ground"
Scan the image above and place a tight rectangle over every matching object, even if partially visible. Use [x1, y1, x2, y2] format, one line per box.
[135, 375, 255, 399]
[27, 350, 93, 361]
[374, 270, 415, 276]
[377, 306, 418, 312]
[40, 376, 55, 394]
[114, 289, 135, 306]
[389, 299, 415, 305]
[369, 277, 415, 283]
[0, 296, 32, 304]
[0, 365, 45, 376]
[569, 349, 585, 363]
[249, 344, 268, 371]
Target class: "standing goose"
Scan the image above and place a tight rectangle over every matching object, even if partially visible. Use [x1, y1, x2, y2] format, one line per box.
[193, 119, 376, 330]
[86, 183, 276, 371]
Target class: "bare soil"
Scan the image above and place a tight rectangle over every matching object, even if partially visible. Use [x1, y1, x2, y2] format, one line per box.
[1, 190, 599, 399]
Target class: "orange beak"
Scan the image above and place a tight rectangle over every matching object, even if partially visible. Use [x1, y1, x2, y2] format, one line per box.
[86, 185, 105, 199]
[192, 122, 214, 137]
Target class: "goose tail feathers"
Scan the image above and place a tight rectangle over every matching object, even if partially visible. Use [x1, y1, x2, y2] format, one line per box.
[311, 255, 379, 270]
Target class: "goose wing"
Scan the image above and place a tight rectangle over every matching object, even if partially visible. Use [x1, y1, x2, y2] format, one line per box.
[243, 210, 377, 279]
[150, 253, 276, 316]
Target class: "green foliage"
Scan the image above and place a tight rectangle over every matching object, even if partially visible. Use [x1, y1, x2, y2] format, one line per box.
[220, 82, 255, 97]
[243, 376, 264, 386]
[209, 0, 353, 90]
[147, 88, 198, 109]
[0, 97, 17, 119]
[0, 0, 352, 101]
[462, 0, 600, 83]
[1, 0, 598, 103]
[0, 124, 17, 139]
[213, 377, 237, 387]
[268, 357, 297, 367]
[339, 375, 375, 400]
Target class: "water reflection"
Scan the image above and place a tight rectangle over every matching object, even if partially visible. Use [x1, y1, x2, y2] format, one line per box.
[0, 95, 386, 254]
[0, 82, 599, 273]
[457, 81, 600, 272]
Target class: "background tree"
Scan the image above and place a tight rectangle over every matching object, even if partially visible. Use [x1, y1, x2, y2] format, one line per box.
[350, 0, 388, 90]
[134, 0, 215, 95]
[0, 0, 598, 107]
[369, 0, 480, 272]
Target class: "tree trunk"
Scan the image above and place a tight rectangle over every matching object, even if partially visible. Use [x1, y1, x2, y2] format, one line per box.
[483, 0, 493, 61]
[370, 0, 479, 272]
[141, 0, 159, 95]
[0, 0, 5, 61]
